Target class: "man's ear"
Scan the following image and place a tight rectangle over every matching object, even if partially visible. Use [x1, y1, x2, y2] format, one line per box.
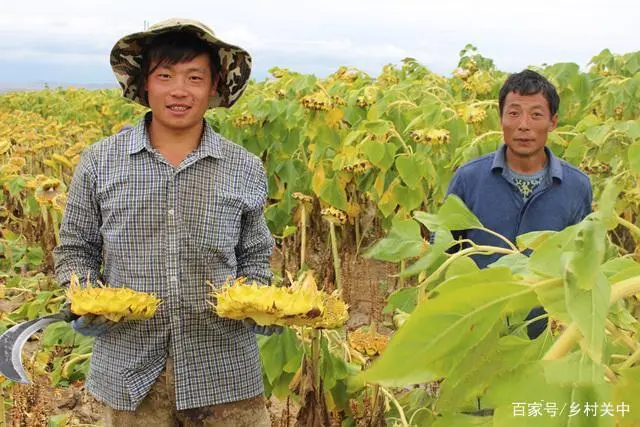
[549, 114, 559, 131]
[211, 72, 221, 96]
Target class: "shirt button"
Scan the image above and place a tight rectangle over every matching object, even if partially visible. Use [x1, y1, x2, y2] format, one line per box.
[168, 209, 174, 216]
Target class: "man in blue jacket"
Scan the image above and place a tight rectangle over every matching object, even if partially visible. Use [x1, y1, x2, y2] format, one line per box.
[446, 69, 592, 338]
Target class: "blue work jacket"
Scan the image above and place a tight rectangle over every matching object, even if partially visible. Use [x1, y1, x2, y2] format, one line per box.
[446, 144, 592, 268]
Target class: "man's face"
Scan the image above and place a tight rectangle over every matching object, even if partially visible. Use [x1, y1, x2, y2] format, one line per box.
[145, 53, 217, 133]
[501, 91, 558, 159]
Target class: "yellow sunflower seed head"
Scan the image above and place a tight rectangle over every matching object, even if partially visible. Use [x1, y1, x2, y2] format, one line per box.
[211, 272, 348, 329]
[66, 274, 161, 322]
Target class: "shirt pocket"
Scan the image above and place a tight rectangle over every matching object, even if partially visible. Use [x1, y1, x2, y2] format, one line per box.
[189, 191, 245, 268]
[100, 179, 165, 262]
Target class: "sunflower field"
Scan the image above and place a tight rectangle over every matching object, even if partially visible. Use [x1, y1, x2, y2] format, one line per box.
[1, 45, 640, 426]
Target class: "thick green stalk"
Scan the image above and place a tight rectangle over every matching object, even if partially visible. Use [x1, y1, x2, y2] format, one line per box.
[300, 205, 307, 270]
[544, 276, 640, 361]
[329, 222, 342, 290]
[617, 216, 640, 240]
[620, 346, 640, 371]
[380, 386, 409, 427]
[311, 330, 321, 392]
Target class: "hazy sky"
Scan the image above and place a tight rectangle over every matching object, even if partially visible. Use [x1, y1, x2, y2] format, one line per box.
[0, 0, 638, 87]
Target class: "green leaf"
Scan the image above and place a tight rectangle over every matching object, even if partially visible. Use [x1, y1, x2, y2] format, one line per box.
[565, 217, 606, 291]
[42, 322, 78, 346]
[357, 270, 527, 387]
[361, 119, 391, 136]
[543, 352, 605, 386]
[270, 372, 295, 399]
[5, 176, 26, 197]
[281, 328, 303, 373]
[361, 139, 397, 171]
[401, 229, 453, 277]
[438, 334, 546, 413]
[320, 337, 350, 392]
[444, 256, 479, 280]
[613, 366, 640, 426]
[438, 194, 484, 229]
[26, 246, 44, 267]
[597, 179, 622, 230]
[585, 124, 612, 146]
[516, 230, 555, 252]
[601, 258, 640, 278]
[628, 141, 640, 175]
[529, 225, 580, 278]
[559, 217, 609, 368]
[343, 130, 364, 146]
[259, 334, 286, 385]
[378, 177, 401, 217]
[489, 253, 533, 278]
[394, 183, 424, 212]
[48, 412, 71, 427]
[614, 120, 640, 139]
[432, 414, 493, 427]
[365, 217, 426, 262]
[383, 287, 418, 314]
[414, 195, 482, 232]
[487, 362, 614, 427]
[563, 134, 589, 165]
[413, 211, 440, 231]
[564, 270, 610, 365]
[608, 264, 640, 284]
[395, 154, 422, 189]
[317, 176, 347, 210]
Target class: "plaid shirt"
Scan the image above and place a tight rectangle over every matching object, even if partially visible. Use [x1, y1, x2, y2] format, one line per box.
[53, 113, 274, 411]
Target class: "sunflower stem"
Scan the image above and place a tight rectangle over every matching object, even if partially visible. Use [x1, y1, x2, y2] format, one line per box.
[329, 222, 342, 290]
[300, 205, 307, 270]
[544, 276, 640, 361]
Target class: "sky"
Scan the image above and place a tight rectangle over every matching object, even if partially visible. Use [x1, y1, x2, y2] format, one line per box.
[0, 0, 638, 89]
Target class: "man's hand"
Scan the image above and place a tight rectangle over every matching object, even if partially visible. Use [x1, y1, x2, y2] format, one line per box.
[243, 319, 283, 336]
[72, 314, 116, 337]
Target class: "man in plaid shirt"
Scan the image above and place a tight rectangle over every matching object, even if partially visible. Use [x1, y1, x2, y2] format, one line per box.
[54, 18, 275, 426]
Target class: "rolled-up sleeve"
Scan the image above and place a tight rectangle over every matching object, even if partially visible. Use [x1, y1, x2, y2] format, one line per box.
[235, 159, 275, 285]
[53, 148, 104, 287]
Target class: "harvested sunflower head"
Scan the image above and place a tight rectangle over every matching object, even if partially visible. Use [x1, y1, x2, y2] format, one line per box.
[66, 274, 161, 322]
[211, 272, 348, 329]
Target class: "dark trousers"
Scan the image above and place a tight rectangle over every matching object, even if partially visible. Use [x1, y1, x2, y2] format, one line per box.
[525, 306, 548, 339]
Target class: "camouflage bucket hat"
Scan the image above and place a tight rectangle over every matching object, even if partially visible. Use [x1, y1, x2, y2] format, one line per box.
[110, 18, 251, 109]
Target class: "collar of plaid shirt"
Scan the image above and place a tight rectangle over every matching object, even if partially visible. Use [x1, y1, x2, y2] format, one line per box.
[127, 111, 225, 159]
[53, 113, 274, 411]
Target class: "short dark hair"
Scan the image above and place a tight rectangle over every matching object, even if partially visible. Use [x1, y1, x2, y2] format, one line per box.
[498, 69, 560, 117]
[136, 31, 220, 104]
